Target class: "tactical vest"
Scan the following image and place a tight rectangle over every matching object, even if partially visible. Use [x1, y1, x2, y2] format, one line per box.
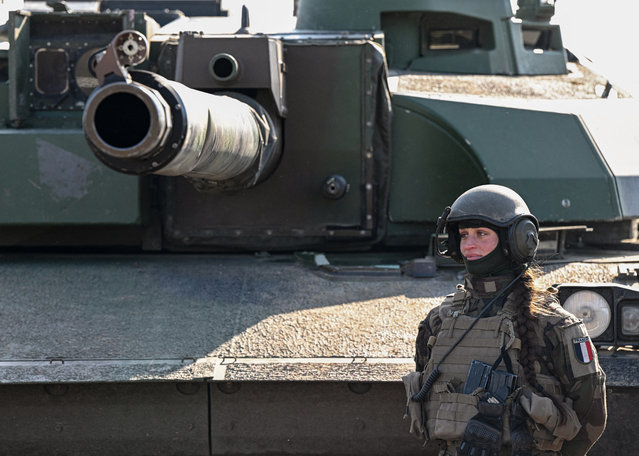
[423, 288, 565, 454]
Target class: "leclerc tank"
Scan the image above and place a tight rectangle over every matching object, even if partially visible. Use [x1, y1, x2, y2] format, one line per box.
[0, 0, 637, 455]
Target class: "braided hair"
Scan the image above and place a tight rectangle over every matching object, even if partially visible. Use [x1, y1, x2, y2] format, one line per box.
[512, 269, 541, 389]
[512, 267, 566, 421]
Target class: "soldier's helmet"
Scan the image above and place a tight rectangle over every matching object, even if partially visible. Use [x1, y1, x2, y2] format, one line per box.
[437, 184, 539, 264]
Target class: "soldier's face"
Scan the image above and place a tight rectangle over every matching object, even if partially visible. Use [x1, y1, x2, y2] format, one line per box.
[459, 227, 499, 261]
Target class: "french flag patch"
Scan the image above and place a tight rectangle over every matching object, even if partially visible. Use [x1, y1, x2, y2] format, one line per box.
[574, 336, 594, 364]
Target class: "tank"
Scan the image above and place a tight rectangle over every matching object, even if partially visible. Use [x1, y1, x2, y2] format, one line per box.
[0, 0, 638, 454]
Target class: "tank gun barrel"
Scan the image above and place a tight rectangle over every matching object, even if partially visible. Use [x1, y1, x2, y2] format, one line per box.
[82, 31, 279, 188]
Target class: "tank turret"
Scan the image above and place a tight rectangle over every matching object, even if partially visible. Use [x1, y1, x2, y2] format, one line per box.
[296, 0, 567, 75]
[76, 15, 392, 251]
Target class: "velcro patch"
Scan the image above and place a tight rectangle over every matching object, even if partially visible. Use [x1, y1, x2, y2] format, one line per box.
[573, 336, 594, 364]
[561, 322, 599, 378]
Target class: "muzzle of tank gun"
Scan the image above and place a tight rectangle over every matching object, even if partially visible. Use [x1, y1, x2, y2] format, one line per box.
[82, 31, 280, 189]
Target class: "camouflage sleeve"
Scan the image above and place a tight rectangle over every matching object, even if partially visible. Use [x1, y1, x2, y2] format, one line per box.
[545, 319, 607, 456]
[414, 305, 442, 372]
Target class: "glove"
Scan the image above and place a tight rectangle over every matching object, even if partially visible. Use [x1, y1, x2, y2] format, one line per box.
[458, 397, 504, 456]
[510, 400, 533, 456]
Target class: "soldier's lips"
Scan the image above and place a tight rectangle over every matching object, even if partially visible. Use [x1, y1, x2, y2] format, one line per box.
[465, 255, 483, 261]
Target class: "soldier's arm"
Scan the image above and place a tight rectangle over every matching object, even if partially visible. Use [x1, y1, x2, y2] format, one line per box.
[560, 370, 606, 456]
[546, 320, 607, 455]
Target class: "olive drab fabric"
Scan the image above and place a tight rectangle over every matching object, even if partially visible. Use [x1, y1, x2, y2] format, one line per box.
[408, 285, 606, 456]
[402, 369, 428, 440]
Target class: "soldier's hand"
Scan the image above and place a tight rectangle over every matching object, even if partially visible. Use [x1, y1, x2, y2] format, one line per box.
[458, 397, 504, 456]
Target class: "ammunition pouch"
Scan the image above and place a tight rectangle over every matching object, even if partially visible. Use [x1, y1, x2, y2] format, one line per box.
[463, 359, 517, 403]
[428, 391, 479, 440]
[402, 371, 428, 441]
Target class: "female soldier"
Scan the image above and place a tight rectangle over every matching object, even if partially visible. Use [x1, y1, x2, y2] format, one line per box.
[404, 184, 606, 456]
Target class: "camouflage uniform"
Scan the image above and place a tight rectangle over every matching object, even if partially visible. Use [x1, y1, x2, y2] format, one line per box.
[403, 184, 607, 455]
[413, 279, 607, 456]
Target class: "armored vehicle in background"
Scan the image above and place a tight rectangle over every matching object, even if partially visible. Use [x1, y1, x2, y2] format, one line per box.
[0, 0, 638, 454]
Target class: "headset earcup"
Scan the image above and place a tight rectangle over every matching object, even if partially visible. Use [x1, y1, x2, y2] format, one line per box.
[447, 229, 464, 263]
[509, 218, 539, 262]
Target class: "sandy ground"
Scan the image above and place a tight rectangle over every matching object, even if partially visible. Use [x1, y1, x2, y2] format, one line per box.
[393, 62, 632, 100]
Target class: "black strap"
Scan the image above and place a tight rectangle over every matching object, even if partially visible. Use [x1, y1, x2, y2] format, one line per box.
[491, 345, 513, 374]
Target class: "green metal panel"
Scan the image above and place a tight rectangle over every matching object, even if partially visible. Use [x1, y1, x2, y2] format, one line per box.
[383, 9, 514, 74]
[0, 130, 140, 224]
[379, 12, 421, 70]
[0, 47, 7, 124]
[407, 48, 511, 75]
[296, 0, 512, 31]
[7, 10, 150, 128]
[392, 95, 621, 222]
[506, 21, 567, 75]
[0, 82, 8, 126]
[389, 96, 486, 222]
[297, 0, 566, 75]
[7, 12, 30, 125]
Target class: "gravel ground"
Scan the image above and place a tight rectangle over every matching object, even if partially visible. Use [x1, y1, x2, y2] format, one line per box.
[1, 253, 637, 383]
[392, 62, 633, 100]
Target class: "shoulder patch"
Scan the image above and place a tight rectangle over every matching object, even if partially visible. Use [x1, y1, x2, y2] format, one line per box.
[560, 322, 599, 378]
[573, 336, 594, 364]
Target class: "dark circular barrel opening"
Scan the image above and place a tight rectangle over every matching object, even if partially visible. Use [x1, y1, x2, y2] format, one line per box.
[213, 58, 234, 79]
[210, 54, 238, 81]
[94, 92, 150, 148]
